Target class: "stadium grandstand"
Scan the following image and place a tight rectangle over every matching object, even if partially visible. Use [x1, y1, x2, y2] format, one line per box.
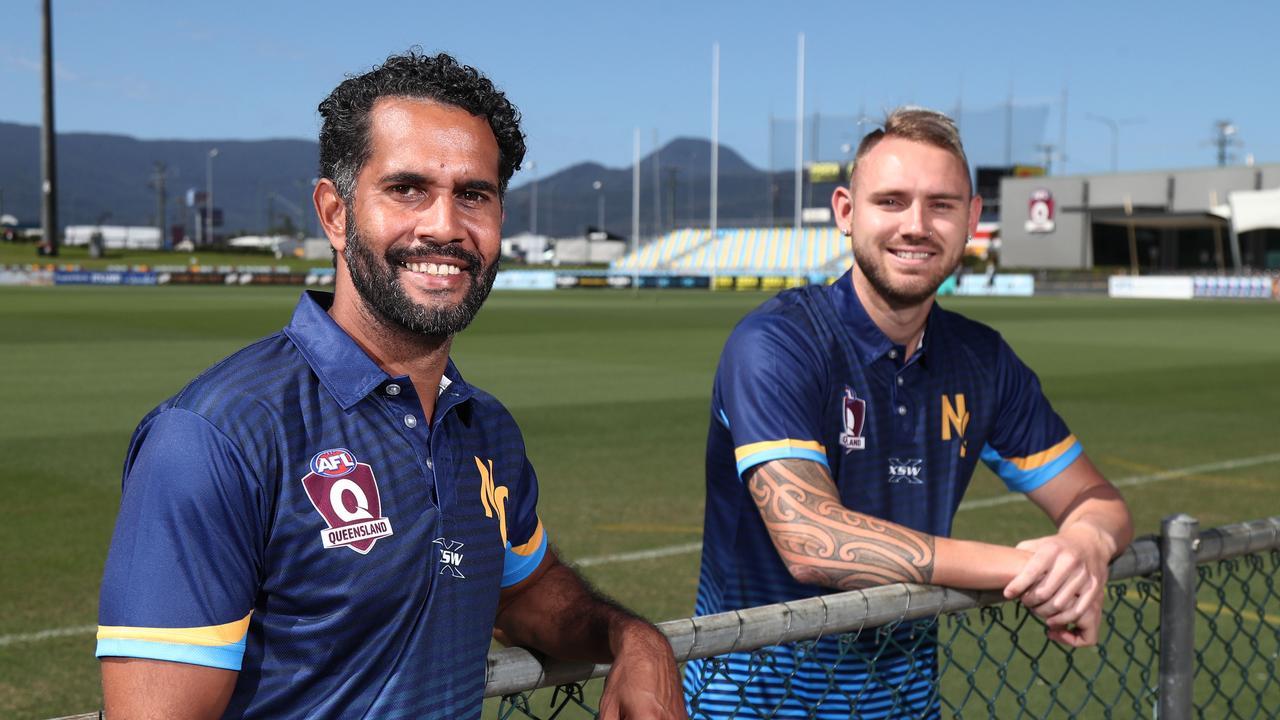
[611, 222, 998, 275]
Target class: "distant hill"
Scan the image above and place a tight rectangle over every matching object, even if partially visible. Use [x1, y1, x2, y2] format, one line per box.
[0, 121, 814, 240]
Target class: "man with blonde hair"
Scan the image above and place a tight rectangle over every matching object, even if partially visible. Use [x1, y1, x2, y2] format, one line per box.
[684, 107, 1132, 718]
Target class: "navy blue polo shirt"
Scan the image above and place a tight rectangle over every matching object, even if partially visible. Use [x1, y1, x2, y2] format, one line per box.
[98, 291, 547, 719]
[684, 271, 1080, 719]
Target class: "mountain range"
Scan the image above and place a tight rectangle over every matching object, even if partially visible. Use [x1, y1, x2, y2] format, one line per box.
[0, 121, 819, 240]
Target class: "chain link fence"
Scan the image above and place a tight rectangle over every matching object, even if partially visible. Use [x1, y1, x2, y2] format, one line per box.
[57, 515, 1277, 720]
[486, 515, 1280, 719]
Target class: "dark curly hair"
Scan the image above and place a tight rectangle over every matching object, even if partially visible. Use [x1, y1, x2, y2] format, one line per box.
[317, 49, 526, 202]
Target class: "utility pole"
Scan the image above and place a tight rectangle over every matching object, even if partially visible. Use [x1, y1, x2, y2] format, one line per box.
[1035, 144, 1057, 175]
[1211, 120, 1241, 167]
[41, 0, 59, 255]
[150, 162, 168, 249]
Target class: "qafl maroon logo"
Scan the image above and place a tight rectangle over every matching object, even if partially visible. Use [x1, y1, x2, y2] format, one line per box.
[301, 448, 394, 554]
[839, 387, 866, 452]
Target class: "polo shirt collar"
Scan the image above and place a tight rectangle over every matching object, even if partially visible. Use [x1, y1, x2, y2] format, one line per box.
[829, 269, 939, 366]
[283, 291, 473, 411]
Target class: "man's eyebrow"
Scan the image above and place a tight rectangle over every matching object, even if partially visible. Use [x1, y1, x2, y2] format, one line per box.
[461, 179, 500, 195]
[379, 171, 429, 186]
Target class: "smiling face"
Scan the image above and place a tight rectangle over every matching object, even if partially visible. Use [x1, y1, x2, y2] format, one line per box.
[330, 96, 503, 339]
[832, 136, 981, 310]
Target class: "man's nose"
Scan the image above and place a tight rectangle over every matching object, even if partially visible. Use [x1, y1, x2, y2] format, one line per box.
[901, 202, 929, 240]
[414, 195, 464, 244]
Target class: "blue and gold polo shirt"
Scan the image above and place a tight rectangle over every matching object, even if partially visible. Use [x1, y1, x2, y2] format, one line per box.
[98, 290, 546, 719]
[686, 270, 1080, 719]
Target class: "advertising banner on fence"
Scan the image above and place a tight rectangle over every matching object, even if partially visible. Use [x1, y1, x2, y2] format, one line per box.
[1192, 276, 1274, 299]
[492, 270, 557, 291]
[1108, 276, 1194, 300]
[54, 270, 158, 286]
[954, 274, 1036, 297]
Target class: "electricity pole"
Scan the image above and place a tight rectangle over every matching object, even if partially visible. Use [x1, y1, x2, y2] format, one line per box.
[41, 0, 59, 255]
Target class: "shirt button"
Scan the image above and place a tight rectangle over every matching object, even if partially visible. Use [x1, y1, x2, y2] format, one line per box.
[386, 384, 401, 396]
[896, 376, 904, 386]
[897, 405, 907, 416]
[403, 414, 418, 428]
[888, 349, 898, 360]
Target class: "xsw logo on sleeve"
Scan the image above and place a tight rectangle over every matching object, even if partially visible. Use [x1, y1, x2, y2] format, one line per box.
[301, 448, 394, 554]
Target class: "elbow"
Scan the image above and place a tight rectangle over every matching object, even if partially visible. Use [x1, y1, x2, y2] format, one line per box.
[784, 558, 884, 591]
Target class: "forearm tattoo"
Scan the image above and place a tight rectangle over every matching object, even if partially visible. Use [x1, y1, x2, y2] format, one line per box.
[747, 459, 936, 590]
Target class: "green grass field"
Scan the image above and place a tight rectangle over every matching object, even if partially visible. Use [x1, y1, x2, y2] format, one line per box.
[1, 285, 1278, 718]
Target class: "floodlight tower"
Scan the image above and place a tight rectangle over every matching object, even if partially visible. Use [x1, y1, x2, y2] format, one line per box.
[1212, 121, 1241, 167]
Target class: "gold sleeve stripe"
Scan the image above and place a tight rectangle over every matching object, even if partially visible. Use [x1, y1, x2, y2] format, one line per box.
[510, 518, 545, 557]
[97, 611, 252, 647]
[734, 439, 827, 463]
[1005, 435, 1079, 471]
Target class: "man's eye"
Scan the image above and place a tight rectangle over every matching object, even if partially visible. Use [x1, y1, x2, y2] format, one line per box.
[460, 190, 488, 204]
[390, 184, 418, 196]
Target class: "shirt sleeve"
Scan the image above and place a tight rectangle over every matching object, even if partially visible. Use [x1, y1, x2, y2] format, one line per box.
[714, 311, 830, 479]
[491, 417, 546, 588]
[980, 338, 1082, 493]
[96, 408, 265, 671]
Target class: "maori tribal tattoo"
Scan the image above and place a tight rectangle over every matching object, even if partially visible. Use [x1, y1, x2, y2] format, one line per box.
[747, 458, 935, 590]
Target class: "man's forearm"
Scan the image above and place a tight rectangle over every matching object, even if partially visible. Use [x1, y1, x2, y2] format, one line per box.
[749, 459, 1031, 591]
[496, 555, 654, 663]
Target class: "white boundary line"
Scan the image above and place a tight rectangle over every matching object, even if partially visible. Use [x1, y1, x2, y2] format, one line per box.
[0, 624, 96, 647]
[6, 452, 1278, 649]
[574, 451, 1280, 566]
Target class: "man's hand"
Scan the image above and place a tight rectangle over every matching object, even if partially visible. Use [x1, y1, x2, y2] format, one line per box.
[1002, 523, 1116, 647]
[598, 620, 687, 720]
[1014, 453, 1134, 647]
[497, 549, 686, 719]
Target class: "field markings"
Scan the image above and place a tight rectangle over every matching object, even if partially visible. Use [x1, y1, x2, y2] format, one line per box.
[0, 624, 96, 648]
[6, 453, 1278, 649]
[573, 451, 1280, 566]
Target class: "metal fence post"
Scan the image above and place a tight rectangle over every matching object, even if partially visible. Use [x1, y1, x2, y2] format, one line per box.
[1159, 513, 1199, 720]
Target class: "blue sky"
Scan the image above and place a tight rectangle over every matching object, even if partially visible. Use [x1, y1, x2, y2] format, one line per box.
[4, 0, 1278, 186]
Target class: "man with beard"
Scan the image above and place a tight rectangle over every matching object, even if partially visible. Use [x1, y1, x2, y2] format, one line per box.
[683, 108, 1132, 719]
[97, 51, 684, 720]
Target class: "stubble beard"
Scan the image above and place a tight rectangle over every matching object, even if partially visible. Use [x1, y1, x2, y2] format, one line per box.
[342, 218, 499, 338]
[851, 237, 962, 309]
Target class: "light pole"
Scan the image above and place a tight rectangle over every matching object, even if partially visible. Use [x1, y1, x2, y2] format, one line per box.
[206, 148, 219, 244]
[1086, 113, 1142, 173]
[528, 161, 538, 236]
[592, 180, 604, 232]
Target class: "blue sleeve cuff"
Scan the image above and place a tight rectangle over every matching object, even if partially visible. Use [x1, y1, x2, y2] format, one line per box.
[501, 533, 548, 587]
[735, 447, 829, 479]
[981, 440, 1083, 493]
[96, 637, 245, 671]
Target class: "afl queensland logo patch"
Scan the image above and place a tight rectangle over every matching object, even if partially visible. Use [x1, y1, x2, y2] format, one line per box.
[301, 448, 394, 554]
[839, 387, 867, 452]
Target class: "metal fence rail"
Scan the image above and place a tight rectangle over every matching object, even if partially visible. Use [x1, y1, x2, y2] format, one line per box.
[488, 515, 1280, 719]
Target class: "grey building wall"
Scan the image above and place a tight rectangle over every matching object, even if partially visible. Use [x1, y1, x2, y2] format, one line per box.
[1261, 165, 1280, 190]
[999, 162, 1280, 269]
[998, 177, 1089, 268]
[1172, 168, 1258, 211]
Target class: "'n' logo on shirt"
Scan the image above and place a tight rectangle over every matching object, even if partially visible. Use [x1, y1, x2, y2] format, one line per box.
[941, 394, 970, 458]
[476, 457, 510, 547]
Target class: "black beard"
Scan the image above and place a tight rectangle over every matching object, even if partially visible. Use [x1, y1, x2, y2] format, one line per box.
[342, 220, 498, 338]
